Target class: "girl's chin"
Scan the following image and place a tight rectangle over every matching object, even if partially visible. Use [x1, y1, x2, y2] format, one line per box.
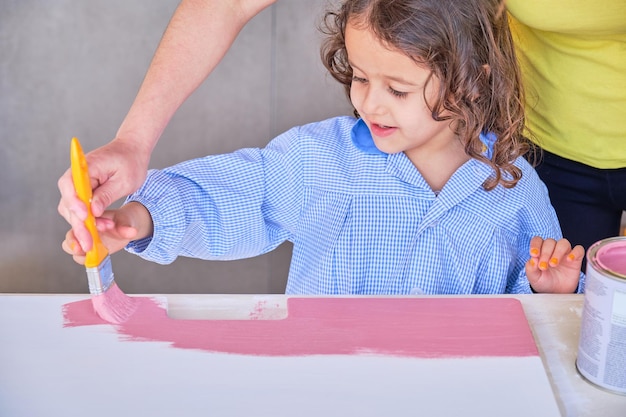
[371, 139, 400, 155]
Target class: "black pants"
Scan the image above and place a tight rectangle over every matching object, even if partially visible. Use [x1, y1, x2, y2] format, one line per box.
[534, 151, 626, 259]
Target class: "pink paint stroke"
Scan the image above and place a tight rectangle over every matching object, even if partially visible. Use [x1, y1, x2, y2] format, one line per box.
[63, 297, 539, 358]
[90, 283, 139, 324]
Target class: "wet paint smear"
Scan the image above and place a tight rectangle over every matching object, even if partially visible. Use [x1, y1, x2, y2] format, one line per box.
[63, 297, 538, 358]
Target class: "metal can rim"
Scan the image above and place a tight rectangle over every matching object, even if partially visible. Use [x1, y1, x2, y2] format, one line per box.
[587, 236, 626, 280]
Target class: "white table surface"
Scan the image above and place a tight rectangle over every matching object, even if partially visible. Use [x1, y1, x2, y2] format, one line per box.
[508, 294, 625, 417]
[0, 293, 624, 417]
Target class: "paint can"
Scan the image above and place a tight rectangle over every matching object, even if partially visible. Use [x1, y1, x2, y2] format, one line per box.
[576, 237, 626, 395]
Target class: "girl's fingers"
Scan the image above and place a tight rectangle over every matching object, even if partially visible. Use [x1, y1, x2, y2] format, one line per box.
[72, 253, 87, 265]
[547, 238, 573, 267]
[62, 230, 83, 256]
[528, 236, 544, 258]
[95, 216, 116, 232]
[61, 239, 73, 255]
[61, 230, 87, 265]
[526, 257, 539, 279]
[117, 225, 138, 240]
[569, 245, 585, 263]
[537, 238, 557, 271]
[525, 255, 545, 291]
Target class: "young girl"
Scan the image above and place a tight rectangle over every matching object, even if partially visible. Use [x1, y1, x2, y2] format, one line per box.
[64, 0, 585, 294]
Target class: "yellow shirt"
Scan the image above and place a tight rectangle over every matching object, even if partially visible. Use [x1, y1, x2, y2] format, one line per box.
[507, 0, 626, 168]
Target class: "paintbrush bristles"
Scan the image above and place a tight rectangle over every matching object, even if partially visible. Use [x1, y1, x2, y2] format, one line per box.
[91, 283, 138, 324]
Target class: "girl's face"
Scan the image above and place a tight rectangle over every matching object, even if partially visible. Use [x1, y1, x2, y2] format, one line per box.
[345, 20, 461, 166]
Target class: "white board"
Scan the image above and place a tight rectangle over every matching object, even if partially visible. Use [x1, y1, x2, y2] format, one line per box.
[0, 295, 561, 417]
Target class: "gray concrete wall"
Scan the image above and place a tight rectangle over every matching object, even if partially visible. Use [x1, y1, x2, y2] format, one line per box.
[3, 1, 625, 295]
[0, 0, 352, 294]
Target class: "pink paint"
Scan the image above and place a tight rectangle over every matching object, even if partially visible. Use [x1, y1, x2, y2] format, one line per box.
[91, 282, 139, 324]
[63, 297, 539, 358]
[596, 240, 626, 275]
[248, 300, 267, 320]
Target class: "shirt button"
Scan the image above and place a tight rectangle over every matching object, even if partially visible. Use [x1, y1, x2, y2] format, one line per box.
[410, 287, 425, 295]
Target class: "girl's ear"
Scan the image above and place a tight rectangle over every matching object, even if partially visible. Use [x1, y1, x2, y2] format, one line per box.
[482, 64, 491, 77]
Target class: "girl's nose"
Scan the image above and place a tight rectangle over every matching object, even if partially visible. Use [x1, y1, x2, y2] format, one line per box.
[360, 86, 385, 116]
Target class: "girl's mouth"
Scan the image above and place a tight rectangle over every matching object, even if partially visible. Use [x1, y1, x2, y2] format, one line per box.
[369, 122, 397, 137]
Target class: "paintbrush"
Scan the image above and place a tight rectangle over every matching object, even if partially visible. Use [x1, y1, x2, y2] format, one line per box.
[70, 137, 137, 323]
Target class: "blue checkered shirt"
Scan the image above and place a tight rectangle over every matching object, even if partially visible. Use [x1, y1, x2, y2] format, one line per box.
[126, 116, 584, 294]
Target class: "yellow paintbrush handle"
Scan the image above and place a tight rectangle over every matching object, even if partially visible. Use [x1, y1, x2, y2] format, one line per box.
[70, 137, 109, 267]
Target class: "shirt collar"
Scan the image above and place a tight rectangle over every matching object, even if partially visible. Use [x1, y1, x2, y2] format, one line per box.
[350, 118, 386, 155]
[352, 118, 497, 160]
[479, 131, 497, 160]
[349, 118, 497, 200]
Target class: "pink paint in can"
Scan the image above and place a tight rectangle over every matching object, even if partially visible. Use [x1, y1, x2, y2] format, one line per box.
[576, 237, 626, 395]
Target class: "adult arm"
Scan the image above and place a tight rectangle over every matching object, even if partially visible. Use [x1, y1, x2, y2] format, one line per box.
[117, 0, 278, 162]
[58, 0, 277, 252]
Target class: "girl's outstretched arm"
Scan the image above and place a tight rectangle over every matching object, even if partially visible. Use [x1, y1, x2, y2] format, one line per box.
[525, 236, 585, 293]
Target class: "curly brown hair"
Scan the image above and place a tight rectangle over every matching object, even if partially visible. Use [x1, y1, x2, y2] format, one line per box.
[320, 0, 532, 190]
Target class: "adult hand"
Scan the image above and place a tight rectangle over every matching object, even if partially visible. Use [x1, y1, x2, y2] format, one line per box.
[57, 137, 150, 253]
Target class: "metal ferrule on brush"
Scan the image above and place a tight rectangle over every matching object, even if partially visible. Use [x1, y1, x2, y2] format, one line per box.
[86, 255, 115, 295]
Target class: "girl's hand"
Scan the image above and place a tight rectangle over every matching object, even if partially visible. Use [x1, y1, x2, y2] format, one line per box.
[61, 202, 152, 265]
[525, 237, 585, 293]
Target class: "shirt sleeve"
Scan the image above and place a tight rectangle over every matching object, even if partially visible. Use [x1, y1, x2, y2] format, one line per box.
[125, 127, 305, 264]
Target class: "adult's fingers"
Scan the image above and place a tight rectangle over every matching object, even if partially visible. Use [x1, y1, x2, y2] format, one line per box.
[57, 168, 88, 222]
[57, 200, 93, 252]
[90, 179, 120, 218]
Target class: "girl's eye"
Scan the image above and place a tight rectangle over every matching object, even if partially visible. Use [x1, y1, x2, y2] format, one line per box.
[351, 75, 408, 98]
[389, 87, 408, 98]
